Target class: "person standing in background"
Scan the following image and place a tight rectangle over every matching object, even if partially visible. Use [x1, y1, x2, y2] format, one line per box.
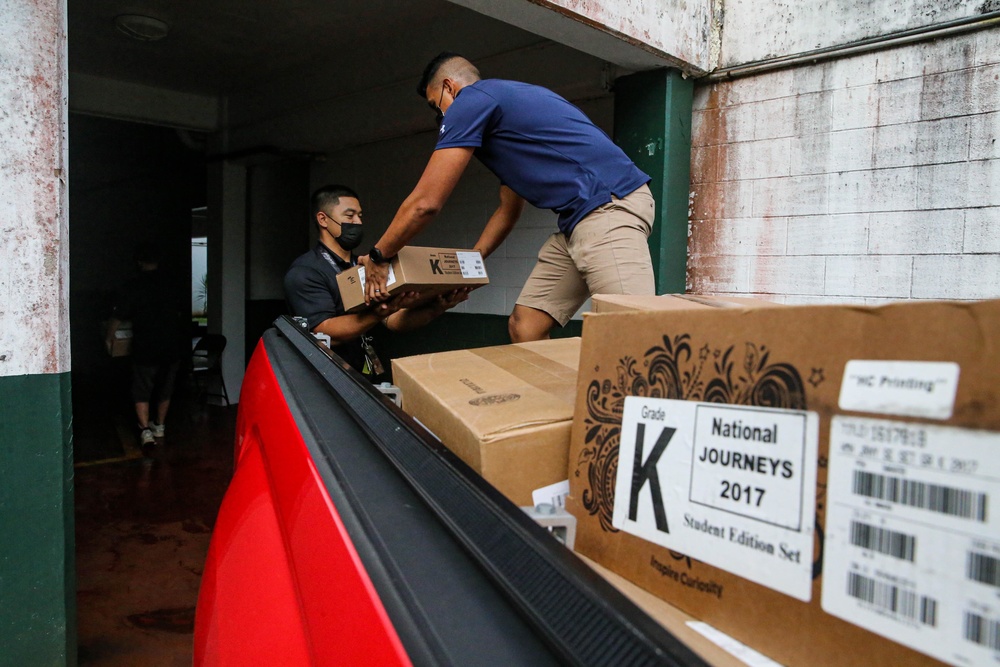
[106, 243, 184, 446]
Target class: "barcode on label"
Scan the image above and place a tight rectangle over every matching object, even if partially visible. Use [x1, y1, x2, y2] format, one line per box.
[964, 612, 1000, 650]
[849, 520, 916, 562]
[846, 572, 938, 626]
[967, 552, 1000, 588]
[852, 470, 988, 522]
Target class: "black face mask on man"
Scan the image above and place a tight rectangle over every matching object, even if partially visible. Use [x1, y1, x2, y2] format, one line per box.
[332, 221, 364, 251]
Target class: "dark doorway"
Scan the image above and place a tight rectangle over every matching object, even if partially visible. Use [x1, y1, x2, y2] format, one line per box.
[69, 114, 207, 463]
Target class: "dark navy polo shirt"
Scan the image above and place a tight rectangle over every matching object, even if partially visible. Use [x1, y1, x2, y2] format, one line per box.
[283, 243, 365, 373]
[435, 79, 650, 234]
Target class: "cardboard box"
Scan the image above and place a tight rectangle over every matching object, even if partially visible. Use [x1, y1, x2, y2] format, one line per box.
[105, 320, 133, 357]
[592, 293, 781, 314]
[337, 246, 489, 313]
[568, 300, 1000, 667]
[393, 338, 580, 506]
[579, 555, 767, 667]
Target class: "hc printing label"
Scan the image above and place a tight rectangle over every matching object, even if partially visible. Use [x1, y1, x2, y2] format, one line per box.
[839, 360, 960, 420]
[456, 251, 486, 279]
[822, 416, 1000, 667]
[613, 397, 819, 601]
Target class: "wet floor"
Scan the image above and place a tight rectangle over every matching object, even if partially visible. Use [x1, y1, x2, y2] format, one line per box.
[74, 390, 236, 666]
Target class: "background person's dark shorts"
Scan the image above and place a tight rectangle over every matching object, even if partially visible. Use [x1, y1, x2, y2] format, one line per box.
[131, 362, 179, 403]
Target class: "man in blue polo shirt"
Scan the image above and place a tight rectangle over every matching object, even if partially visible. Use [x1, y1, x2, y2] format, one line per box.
[359, 52, 656, 342]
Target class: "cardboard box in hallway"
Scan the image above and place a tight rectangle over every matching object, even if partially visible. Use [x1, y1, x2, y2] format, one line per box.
[568, 299, 1000, 667]
[393, 338, 580, 507]
[337, 246, 489, 313]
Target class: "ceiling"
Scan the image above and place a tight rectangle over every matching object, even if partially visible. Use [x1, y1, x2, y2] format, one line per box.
[69, 0, 488, 96]
[67, 0, 618, 154]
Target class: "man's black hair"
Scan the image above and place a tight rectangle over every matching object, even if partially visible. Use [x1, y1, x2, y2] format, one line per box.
[312, 184, 360, 217]
[417, 51, 465, 98]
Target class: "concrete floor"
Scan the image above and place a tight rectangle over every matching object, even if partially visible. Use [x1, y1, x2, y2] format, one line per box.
[74, 391, 237, 666]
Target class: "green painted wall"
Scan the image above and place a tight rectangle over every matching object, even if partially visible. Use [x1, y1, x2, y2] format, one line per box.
[0, 373, 75, 666]
[613, 68, 694, 294]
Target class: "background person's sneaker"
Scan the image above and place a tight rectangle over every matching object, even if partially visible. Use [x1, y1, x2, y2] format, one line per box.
[150, 422, 165, 438]
[140, 428, 155, 446]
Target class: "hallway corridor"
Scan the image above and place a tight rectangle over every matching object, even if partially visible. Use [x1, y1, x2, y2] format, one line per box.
[74, 391, 236, 666]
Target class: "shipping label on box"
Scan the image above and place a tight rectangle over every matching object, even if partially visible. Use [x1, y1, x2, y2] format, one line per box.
[614, 397, 819, 601]
[569, 300, 1000, 667]
[822, 416, 1000, 667]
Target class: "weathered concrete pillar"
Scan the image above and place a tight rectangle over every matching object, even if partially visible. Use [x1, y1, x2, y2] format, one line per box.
[0, 0, 75, 662]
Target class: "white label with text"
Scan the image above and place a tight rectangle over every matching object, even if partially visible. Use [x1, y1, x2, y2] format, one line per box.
[532, 479, 570, 508]
[356, 265, 396, 290]
[613, 397, 819, 601]
[456, 251, 486, 279]
[822, 416, 1000, 667]
[839, 360, 959, 419]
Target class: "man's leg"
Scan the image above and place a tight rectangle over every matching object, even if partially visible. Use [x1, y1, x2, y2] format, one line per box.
[150, 362, 178, 438]
[135, 402, 150, 429]
[509, 304, 559, 343]
[568, 184, 656, 296]
[512, 232, 589, 343]
[131, 364, 156, 445]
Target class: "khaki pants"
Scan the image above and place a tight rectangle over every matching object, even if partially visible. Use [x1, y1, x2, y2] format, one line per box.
[516, 184, 655, 325]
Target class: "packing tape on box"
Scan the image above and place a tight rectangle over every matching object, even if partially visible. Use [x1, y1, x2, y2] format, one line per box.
[470, 345, 578, 403]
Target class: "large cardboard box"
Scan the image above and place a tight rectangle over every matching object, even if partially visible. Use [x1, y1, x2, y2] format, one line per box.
[592, 293, 781, 313]
[393, 338, 580, 506]
[337, 246, 489, 313]
[568, 300, 1000, 667]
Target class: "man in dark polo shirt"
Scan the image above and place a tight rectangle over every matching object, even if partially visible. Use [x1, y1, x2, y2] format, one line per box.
[284, 184, 467, 378]
[359, 52, 655, 343]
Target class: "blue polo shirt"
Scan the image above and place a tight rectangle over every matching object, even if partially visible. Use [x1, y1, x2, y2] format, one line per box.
[435, 79, 650, 235]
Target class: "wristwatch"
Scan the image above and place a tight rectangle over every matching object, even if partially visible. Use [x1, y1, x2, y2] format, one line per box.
[368, 246, 392, 265]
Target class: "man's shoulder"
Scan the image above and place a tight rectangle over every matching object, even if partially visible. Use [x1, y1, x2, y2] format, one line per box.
[477, 78, 552, 100]
[285, 249, 328, 284]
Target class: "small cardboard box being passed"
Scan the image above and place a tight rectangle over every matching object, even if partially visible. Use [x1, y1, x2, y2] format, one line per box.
[569, 298, 1000, 667]
[337, 246, 489, 313]
[392, 338, 580, 507]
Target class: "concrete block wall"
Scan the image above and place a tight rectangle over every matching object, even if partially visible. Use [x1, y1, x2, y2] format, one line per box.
[688, 28, 1000, 305]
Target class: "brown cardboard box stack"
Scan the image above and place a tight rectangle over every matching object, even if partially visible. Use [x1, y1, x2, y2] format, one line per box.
[337, 246, 490, 313]
[568, 299, 1000, 667]
[392, 337, 580, 507]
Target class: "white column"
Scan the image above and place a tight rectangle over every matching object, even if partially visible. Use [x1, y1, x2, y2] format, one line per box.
[207, 161, 246, 403]
[0, 0, 69, 377]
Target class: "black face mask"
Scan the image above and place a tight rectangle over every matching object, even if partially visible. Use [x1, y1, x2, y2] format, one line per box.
[334, 221, 364, 251]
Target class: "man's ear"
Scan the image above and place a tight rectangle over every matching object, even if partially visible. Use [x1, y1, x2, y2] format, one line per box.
[315, 211, 328, 231]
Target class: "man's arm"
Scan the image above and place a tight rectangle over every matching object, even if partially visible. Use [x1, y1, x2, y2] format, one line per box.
[360, 147, 474, 302]
[474, 185, 524, 259]
[384, 289, 471, 333]
[312, 293, 419, 343]
[104, 318, 122, 355]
